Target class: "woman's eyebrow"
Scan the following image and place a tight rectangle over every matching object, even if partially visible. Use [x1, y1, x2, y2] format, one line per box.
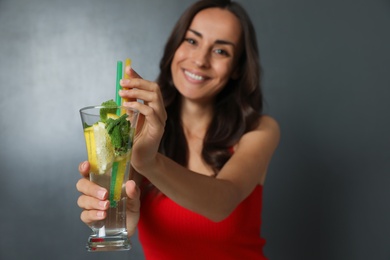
[188, 29, 236, 47]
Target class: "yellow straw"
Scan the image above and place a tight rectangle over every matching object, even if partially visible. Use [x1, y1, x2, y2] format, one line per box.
[125, 58, 132, 79]
[121, 58, 132, 115]
[122, 58, 132, 105]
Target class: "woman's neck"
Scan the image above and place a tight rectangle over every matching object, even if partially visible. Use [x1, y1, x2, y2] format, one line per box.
[180, 98, 214, 140]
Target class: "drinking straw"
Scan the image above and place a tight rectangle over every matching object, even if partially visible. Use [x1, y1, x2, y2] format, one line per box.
[110, 163, 119, 207]
[124, 58, 132, 80]
[110, 60, 123, 207]
[115, 61, 123, 115]
[123, 58, 131, 100]
[121, 58, 132, 114]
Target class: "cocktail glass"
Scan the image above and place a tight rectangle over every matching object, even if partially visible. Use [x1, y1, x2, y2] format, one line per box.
[79, 105, 139, 252]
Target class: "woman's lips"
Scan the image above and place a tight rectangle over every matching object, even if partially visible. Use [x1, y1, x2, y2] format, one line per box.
[184, 70, 207, 82]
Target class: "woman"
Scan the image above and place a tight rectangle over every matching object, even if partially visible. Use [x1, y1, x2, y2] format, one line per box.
[77, 0, 280, 259]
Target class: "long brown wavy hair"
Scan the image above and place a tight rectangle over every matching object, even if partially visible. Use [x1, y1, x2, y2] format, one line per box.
[157, 0, 263, 175]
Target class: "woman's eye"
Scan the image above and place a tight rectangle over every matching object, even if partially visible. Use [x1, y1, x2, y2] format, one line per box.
[185, 38, 196, 45]
[214, 49, 229, 56]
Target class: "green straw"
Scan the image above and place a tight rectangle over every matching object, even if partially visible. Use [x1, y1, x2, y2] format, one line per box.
[115, 61, 123, 114]
[110, 60, 123, 207]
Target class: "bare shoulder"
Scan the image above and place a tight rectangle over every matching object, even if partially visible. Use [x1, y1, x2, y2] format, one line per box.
[257, 115, 280, 132]
[243, 115, 280, 145]
[223, 115, 280, 189]
[235, 114, 280, 159]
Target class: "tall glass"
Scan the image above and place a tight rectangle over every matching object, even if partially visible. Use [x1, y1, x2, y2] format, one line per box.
[79, 105, 139, 252]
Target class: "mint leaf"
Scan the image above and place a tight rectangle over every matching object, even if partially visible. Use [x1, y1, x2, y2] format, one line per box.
[100, 99, 118, 122]
[105, 113, 130, 156]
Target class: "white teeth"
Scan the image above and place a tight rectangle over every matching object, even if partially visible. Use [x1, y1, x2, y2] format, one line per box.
[184, 70, 204, 81]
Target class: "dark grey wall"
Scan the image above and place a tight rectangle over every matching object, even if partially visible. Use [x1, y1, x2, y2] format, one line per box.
[0, 0, 389, 259]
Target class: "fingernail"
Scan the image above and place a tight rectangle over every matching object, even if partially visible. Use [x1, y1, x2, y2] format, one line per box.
[97, 211, 105, 218]
[99, 201, 108, 209]
[97, 189, 107, 200]
[81, 161, 87, 170]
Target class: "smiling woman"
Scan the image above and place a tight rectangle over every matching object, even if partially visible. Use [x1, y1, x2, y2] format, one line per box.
[171, 8, 242, 103]
[76, 0, 280, 259]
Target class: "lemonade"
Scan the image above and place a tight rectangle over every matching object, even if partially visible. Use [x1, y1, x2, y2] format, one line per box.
[80, 101, 138, 251]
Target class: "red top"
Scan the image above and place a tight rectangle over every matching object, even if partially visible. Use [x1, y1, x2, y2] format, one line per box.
[138, 185, 267, 260]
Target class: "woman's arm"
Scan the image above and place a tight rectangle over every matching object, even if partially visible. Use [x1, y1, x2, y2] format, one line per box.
[120, 68, 280, 222]
[139, 116, 280, 222]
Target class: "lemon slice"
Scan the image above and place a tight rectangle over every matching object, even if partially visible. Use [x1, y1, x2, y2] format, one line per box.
[84, 122, 115, 175]
[107, 113, 119, 120]
[93, 122, 115, 174]
[113, 153, 130, 202]
[84, 126, 99, 174]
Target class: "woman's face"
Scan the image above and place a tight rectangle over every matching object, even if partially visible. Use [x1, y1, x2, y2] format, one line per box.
[171, 7, 243, 104]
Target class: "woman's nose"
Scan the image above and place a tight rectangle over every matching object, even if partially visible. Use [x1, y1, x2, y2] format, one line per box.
[192, 47, 210, 68]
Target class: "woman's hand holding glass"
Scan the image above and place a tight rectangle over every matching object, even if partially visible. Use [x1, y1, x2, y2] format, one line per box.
[76, 161, 141, 237]
[76, 66, 165, 236]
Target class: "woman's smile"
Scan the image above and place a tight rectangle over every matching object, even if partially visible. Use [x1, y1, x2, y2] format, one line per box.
[183, 69, 207, 82]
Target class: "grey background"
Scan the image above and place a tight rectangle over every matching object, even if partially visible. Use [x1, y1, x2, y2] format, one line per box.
[0, 0, 389, 259]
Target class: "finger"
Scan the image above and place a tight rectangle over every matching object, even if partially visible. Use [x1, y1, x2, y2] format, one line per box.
[126, 180, 140, 200]
[78, 161, 90, 178]
[135, 113, 145, 135]
[122, 68, 143, 104]
[123, 101, 165, 130]
[77, 194, 109, 210]
[120, 87, 160, 104]
[76, 178, 108, 200]
[120, 78, 158, 92]
[122, 81, 165, 120]
[125, 180, 141, 237]
[125, 180, 140, 212]
[80, 210, 106, 225]
[127, 67, 142, 79]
